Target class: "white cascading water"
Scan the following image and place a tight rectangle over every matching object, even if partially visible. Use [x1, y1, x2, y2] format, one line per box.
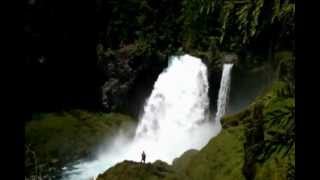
[62, 54, 232, 180]
[131, 54, 217, 163]
[214, 63, 234, 131]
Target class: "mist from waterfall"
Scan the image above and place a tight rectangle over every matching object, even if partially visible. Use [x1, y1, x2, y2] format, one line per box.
[62, 54, 229, 180]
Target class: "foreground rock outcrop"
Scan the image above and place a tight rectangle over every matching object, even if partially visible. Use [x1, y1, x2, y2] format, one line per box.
[96, 160, 178, 180]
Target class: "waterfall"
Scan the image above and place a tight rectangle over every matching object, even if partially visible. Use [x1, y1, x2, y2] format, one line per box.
[131, 54, 214, 163]
[61, 54, 218, 180]
[214, 63, 234, 130]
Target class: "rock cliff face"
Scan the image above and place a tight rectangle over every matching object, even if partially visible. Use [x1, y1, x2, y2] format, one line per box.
[97, 45, 168, 114]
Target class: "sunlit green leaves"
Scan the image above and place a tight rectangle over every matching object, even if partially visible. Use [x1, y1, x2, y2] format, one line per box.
[199, 0, 217, 15]
[219, 1, 234, 43]
[181, 0, 294, 49]
[272, 0, 295, 23]
[250, 0, 264, 37]
[272, 0, 281, 23]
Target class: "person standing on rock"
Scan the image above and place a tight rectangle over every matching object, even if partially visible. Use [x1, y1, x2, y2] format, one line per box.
[141, 151, 146, 164]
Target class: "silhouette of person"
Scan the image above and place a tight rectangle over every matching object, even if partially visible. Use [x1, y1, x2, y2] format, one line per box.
[141, 151, 146, 164]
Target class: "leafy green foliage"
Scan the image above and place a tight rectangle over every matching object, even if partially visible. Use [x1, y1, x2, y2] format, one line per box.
[180, 0, 294, 50]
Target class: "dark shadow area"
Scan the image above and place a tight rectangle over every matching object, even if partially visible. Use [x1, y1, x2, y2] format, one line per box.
[208, 70, 222, 114]
[25, 1, 105, 113]
[228, 64, 273, 115]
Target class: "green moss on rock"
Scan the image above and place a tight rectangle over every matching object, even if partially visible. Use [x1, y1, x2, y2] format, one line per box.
[172, 149, 199, 172]
[25, 110, 136, 178]
[183, 125, 246, 180]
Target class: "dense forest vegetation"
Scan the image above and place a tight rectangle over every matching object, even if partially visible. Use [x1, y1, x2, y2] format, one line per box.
[26, 0, 294, 113]
[25, 0, 294, 179]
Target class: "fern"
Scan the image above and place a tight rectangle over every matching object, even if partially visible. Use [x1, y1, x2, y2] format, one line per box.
[272, 0, 281, 23]
[235, 2, 251, 44]
[219, 1, 234, 43]
[279, 1, 295, 21]
[249, 0, 264, 37]
[181, 0, 294, 48]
